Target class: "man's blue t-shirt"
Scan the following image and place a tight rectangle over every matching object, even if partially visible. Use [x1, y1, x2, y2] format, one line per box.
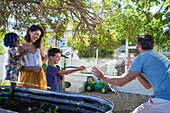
[129, 50, 170, 100]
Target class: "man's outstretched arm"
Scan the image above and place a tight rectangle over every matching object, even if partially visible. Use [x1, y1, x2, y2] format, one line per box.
[92, 67, 139, 87]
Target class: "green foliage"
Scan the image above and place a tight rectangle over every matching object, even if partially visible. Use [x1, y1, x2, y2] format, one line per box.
[0, 0, 69, 51]
[67, 0, 169, 58]
[0, 80, 16, 105]
[0, 44, 6, 55]
[33, 103, 58, 113]
[0, 30, 6, 55]
[0, 0, 100, 51]
[33, 103, 45, 113]
[0, 31, 7, 42]
[0, 0, 169, 58]
[0, 80, 6, 102]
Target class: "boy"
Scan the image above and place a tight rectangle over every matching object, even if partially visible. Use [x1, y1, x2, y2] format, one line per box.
[46, 48, 86, 92]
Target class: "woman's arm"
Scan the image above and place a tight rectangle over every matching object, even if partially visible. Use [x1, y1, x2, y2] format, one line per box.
[40, 44, 48, 64]
[137, 74, 152, 89]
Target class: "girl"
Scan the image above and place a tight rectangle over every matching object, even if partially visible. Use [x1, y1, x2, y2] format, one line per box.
[4, 33, 28, 93]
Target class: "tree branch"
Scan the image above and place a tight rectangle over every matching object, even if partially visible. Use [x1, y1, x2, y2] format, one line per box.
[7, 0, 41, 4]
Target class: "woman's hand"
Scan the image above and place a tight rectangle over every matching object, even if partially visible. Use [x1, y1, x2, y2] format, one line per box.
[21, 66, 42, 73]
[32, 66, 42, 73]
[92, 66, 104, 79]
[47, 46, 53, 52]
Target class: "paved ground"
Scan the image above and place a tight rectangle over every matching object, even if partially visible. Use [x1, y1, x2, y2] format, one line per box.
[80, 91, 150, 113]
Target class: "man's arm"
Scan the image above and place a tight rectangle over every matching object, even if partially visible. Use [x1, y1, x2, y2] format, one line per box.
[137, 74, 152, 89]
[92, 67, 139, 87]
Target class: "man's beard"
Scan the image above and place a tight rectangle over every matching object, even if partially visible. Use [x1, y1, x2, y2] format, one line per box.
[135, 47, 139, 56]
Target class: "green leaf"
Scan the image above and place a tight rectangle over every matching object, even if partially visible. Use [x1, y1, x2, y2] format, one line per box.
[40, 103, 44, 108]
[33, 107, 37, 110]
[54, 106, 58, 111]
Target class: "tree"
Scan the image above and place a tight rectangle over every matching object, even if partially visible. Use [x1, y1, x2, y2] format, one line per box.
[67, 0, 169, 58]
[0, 0, 169, 57]
[0, 0, 102, 50]
[130, 0, 170, 50]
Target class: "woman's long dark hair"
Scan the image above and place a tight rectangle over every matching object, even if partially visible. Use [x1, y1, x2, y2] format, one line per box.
[24, 25, 44, 48]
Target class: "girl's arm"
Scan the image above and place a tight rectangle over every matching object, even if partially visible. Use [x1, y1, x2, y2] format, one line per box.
[14, 45, 28, 61]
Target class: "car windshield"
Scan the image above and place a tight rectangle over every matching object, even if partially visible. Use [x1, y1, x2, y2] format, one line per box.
[92, 76, 99, 81]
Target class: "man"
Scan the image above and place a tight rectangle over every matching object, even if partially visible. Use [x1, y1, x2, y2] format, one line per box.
[92, 34, 170, 112]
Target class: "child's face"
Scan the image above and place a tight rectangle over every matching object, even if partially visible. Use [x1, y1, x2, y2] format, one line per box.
[51, 53, 61, 64]
[14, 36, 20, 47]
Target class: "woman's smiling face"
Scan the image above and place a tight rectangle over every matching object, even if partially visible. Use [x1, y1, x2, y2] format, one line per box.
[29, 30, 41, 43]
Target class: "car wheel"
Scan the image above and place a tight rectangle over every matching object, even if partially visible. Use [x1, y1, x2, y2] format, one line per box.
[101, 87, 108, 94]
[85, 84, 93, 92]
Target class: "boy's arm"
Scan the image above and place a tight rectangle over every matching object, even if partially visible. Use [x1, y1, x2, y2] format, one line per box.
[58, 66, 86, 75]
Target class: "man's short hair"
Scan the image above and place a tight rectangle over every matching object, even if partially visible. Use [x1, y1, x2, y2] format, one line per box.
[137, 34, 154, 50]
[48, 48, 61, 60]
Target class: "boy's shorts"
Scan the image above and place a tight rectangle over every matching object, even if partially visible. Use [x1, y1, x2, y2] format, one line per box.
[132, 98, 170, 113]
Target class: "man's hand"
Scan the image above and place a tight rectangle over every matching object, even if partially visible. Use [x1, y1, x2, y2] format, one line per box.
[92, 66, 104, 79]
[125, 57, 132, 68]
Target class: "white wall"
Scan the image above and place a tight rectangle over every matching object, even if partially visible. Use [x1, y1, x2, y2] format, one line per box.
[0, 47, 8, 80]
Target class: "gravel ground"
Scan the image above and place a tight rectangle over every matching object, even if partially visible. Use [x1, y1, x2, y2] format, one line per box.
[80, 91, 151, 113]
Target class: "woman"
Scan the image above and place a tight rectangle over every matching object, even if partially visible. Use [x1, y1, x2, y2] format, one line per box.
[19, 25, 50, 90]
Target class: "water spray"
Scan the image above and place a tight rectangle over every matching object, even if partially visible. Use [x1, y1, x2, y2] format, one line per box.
[85, 59, 118, 68]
